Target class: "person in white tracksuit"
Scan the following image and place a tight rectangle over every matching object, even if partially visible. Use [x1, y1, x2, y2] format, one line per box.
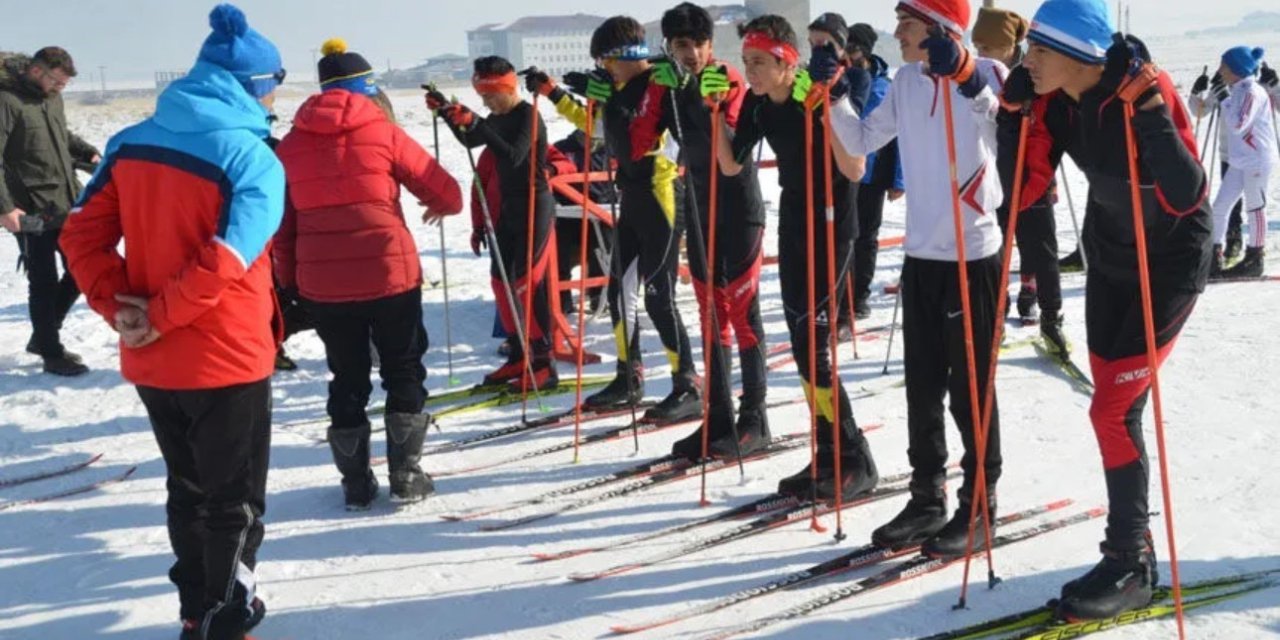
[1209, 46, 1278, 279]
[1188, 68, 1243, 258]
[821, 0, 1008, 560]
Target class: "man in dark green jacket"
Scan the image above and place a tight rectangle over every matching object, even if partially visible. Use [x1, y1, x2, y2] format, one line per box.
[0, 47, 100, 376]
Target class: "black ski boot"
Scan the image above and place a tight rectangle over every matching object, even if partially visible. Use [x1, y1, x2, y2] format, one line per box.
[921, 497, 997, 559]
[328, 423, 379, 510]
[1208, 244, 1226, 280]
[385, 412, 434, 503]
[1220, 246, 1265, 279]
[1016, 285, 1038, 324]
[1058, 248, 1084, 273]
[643, 371, 702, 424]
[1057, 540, 1157, 621]
[179, 597, 265, 640]
[777, 426, 877, 502]
[714, 400, 772, 458]
[1225, 225, 1243, 261]
[1039, 310, 1071, 358]
[854, 295, 872, 320]
[584, 361, 644, 410]
[670, 403, 734, 460]
[27, 338, 83, 363]
[871, 486, 948, 550]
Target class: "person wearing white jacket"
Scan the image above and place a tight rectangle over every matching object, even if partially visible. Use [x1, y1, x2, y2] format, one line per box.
[822, 0, 1008, 559]
[1188, 68, 1244, 259]
[1209, 46, 1277, 279]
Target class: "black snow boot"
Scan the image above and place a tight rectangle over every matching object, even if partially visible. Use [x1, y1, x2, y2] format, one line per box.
[871, 486, 948, 550]
[328, 423, 379, 511]
[921, 497, 998, 559]
[643, 371, 702, 424]
[42, 352, 88, 377]
[1057, 540, 1158, 621]
[853, 295, 872, 320]
[385, 412, 434, 503]
[1220, 246, 1265, 279]
[27, 338, 83, 364]
[584, 361, 644, 410]
[1039, 310, 1071, 358]
[1058, 248, 1084, 273]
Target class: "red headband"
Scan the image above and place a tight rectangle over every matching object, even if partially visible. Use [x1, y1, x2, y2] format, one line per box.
[472, 71, 518, 96]
[742, 32, 800, 65]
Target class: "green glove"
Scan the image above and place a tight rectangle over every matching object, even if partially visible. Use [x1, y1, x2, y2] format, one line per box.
[651, 59, 685, 89]
[699, 65, 730, 99]
[586, 71, 614, 104]
[790, 69, 813, 104]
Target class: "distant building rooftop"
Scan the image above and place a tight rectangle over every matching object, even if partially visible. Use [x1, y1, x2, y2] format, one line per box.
[472, 14, 605, 33]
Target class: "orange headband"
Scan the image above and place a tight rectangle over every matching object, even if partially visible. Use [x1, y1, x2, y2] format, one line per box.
[473, 71, 518, 96]
[742, 32, 800, 65]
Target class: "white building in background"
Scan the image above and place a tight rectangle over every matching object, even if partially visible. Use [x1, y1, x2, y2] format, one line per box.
[467, 14, 603, 77]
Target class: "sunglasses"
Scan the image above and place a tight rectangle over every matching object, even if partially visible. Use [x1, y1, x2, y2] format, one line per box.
[250, 69, 288, 84]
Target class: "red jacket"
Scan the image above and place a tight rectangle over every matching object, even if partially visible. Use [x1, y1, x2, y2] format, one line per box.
[60, 63, 285, 390]
[274, 90, 462, 303]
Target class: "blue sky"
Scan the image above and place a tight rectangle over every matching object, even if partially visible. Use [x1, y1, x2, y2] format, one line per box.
[0, 0, 1273, 83]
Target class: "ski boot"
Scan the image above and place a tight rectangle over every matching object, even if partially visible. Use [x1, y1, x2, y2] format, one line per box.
[716, 400, 773, 458]
[871, 486, 948, 550]
[777, 425, 878, 502]
[1208, 244, 1226, 280]
[1016, 285, 1038, 325]
[1056, 539, 1158, 621]
[921, 497, 998, 559]
[670, 403, 734, 460]
[1059, 248, 1084, 273]
[483, 350, 526, 386]
[508, 347, 559, 392]
[1220, 246, 1265, 279]
[27, 338, 83, 364]
[327, 423, 379, 511]
[642, 371, 702, 424]
[42, 352, 89, 377]
[854, 295, 872, 320]
[1225, 224, 1243, 261]
[385, 412, 434, 503]
[584, 361, 644, 410]
[1039, 310, 1071, 359]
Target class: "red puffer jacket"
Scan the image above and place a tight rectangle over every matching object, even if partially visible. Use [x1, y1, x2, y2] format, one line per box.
[274, 90, 462, 303]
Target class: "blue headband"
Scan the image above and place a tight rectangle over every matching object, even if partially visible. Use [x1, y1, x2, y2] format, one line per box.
[602, 43, 650, 61]
[322, 72, 378, 97]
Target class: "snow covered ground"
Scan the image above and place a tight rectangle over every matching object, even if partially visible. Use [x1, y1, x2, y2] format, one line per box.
[2, 31, 1280, 640]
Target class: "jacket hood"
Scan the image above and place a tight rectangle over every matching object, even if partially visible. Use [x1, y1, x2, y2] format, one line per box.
[868, 54, 890, 79]
[0, 54, 43, 98]
[290, 89, 387, 135]
[152, 61, 271, 137]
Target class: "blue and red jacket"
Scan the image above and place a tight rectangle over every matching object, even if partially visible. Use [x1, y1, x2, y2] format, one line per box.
[60, 61, 285, 389]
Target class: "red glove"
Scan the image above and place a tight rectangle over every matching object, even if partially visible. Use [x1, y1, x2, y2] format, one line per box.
[424, 90, 449, 112]
[442, 104, 475, 129]
[470, 228, 487, 256]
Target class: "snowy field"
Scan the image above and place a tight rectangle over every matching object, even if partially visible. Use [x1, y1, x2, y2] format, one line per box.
[2, 31, 1280, 640]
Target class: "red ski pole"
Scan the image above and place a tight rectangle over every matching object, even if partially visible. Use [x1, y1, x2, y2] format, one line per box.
[938, 78, 998, 610]
[957, 104, 1030, 605]
[1123, 98, 1186, 639]
[572, 100, 597, 463]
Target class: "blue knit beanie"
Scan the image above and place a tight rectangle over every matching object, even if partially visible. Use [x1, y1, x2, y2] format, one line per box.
[198, 4, 283, 98]
[1027, 0, 1113, 65]
[1222, 46, 1264, 78]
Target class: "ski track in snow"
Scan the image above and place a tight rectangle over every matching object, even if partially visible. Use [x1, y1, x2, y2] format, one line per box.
[2, 32, 1279, 640]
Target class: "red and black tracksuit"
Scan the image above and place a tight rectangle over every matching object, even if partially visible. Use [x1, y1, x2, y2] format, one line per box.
[453, 101, 556, 355]
[1001, 72, 1212, 551]
[644, 64, 768, 430]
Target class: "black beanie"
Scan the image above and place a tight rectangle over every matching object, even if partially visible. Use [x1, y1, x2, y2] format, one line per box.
[317, 38, 374, 88]
[847, 23, 878, 58]
[808, 12, 849, 50]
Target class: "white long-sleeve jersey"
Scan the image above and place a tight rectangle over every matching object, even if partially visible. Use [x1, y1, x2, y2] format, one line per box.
[829, 58, 1006, 262]
[1188, 91, 1229, 161]
[1221, 77, 1278, 172]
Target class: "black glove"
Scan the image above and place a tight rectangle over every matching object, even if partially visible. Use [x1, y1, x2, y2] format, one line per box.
[1099, 33, 1152, 95]
[1262, 63, 1278, 88]
[1002, 65, 1036, 106]
[922, 26, 983, 98]
[1191, 70, 1209, 95]
[470, 228, 487, 256]
[808, 43, 842, 84]
[845, 65, 872, 111]
[1210, 71, 1229, 102]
